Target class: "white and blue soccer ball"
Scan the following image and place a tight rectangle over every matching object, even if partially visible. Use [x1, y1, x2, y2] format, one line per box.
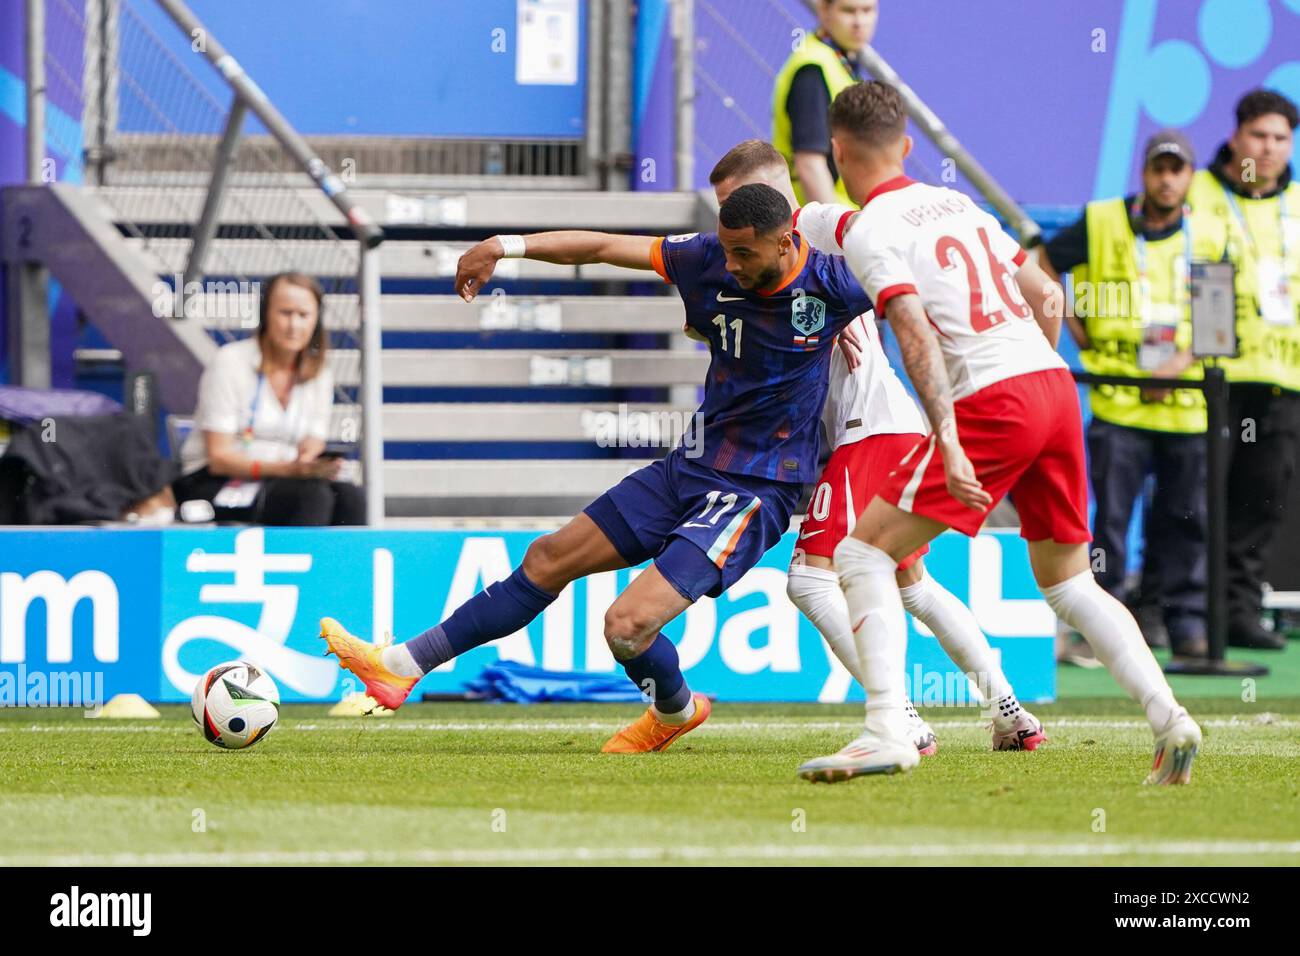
[191, 661, 280, 750]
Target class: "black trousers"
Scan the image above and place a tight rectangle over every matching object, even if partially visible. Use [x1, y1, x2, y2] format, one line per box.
[173, 466, 367, 527]
[1087, 417, 1207, 642]
[1224, 384, 1300, 627]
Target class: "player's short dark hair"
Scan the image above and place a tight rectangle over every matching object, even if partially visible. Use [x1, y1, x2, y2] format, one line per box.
[1235, 88, 1299, 130]
[718, 183, 792, 235]
[829, 80, 907, 148]
[709, 139, 786, 185]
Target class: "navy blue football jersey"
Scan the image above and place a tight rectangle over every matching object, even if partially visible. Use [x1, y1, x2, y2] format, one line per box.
[651, 231, 872, 483]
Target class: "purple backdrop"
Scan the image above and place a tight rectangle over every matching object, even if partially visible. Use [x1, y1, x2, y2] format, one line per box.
[638, 0, 1300, 203]
[1, 0, 86, 386]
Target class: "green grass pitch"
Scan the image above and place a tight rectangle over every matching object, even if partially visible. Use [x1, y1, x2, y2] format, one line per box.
[1, 694, 1297, 866]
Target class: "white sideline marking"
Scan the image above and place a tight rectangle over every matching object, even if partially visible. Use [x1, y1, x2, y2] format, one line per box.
[0, 716, 1294, 734]
[2, 841, 1298, 867]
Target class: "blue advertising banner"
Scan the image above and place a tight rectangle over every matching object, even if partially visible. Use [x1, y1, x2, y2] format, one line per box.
[1, 527, 1055, 706]
[0, 529, 161, 705]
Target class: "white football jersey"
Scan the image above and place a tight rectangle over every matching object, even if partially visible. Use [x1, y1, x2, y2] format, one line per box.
[802, 180, 1065, 400]
[823, 312, 927, 449]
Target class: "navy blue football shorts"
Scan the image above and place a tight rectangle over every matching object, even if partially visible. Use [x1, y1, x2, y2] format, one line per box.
[583, 448, 801, 602]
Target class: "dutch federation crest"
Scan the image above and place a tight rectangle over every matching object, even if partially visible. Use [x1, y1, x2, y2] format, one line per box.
[791, 294, 826, 336]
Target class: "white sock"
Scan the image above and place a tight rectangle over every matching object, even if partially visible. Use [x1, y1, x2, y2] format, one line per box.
[1042, 569, 1180, 731]
[653, 697, 696, 725]
[898, 569, 1013, 704]
[904, 699, 925, 726]
[989, 693, 1030, 730]
[835, 537, 910, 741]
[381, 643, 424, 678]
[787, 564, 863, 682]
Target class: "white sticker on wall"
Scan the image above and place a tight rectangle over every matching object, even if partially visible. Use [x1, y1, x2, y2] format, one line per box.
[516, 0, 579, 86]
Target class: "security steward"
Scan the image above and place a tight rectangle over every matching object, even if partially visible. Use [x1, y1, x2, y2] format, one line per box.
[1043, 130, 1229, 659]
[1188, 89, 1300, 651]
[772, 0, 878, 205]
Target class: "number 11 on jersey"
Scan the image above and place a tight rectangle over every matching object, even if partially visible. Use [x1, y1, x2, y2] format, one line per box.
[712, 314, 743, 357]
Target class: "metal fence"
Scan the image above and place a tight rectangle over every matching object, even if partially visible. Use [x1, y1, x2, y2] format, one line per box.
[34, 0, 386, 523]
[687, 0, 1039, 242]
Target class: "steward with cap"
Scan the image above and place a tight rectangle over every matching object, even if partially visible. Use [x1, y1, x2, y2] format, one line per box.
[1042, 129, 1229, 659]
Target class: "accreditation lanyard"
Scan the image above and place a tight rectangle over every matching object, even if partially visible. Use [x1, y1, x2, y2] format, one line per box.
[1132, 200, 1193, 326]
[1223, 185, 1294, 325]
[242, 373, 265, 449]
[815, 30, 865, 80]
[1222, 185, 1290, 261]
[241, 372, 300, 451]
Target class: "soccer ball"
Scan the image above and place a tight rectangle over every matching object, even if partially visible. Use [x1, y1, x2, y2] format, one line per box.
[191, 661, 280, 749]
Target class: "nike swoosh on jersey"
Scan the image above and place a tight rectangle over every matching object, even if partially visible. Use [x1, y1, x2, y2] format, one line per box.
[716, 292, 746, 302]
[798, 529, 824, 539]
[681, 522, 713, 528]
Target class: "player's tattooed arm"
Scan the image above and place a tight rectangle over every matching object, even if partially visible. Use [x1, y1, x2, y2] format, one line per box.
[455, 232, 657, 301]
[885, 294, 992, 511]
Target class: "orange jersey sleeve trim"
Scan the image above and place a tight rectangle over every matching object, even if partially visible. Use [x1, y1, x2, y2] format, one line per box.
[649, 237, 672, 284]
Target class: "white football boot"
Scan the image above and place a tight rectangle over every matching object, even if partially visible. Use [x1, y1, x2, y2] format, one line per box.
[1144, 709, 1202, 785]
[905, 700, 938, 756]
[990, 696, 1048, 751]
[797, 731, 921, 782]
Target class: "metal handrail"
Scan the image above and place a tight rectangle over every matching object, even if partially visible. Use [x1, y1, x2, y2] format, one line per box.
[794, 0, 1040, 246]
[150, 0, 386, 525]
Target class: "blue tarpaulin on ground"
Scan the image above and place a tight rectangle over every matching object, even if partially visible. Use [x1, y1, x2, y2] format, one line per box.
[463, 661, 646, 704]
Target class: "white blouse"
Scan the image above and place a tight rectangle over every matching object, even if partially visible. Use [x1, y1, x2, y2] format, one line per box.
[180, 337, 334, 476]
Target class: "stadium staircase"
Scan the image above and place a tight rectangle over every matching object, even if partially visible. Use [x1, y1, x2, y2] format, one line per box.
[12, 178, 717, 519]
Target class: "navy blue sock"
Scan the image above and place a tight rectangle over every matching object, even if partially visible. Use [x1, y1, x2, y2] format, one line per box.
[619, 634, 692, 715]
[405, 566, 556, 673]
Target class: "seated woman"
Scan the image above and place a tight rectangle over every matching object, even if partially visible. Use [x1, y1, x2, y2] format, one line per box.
[174, 272, 366, 526]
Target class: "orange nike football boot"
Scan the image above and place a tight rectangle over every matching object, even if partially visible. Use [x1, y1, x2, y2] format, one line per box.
[320, 617, 418, 711]
[601, 693, 712, 753]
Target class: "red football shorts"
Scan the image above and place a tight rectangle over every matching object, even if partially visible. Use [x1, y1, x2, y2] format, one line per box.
[796, 431, 930, 570]
[877, 367, 1091, 541]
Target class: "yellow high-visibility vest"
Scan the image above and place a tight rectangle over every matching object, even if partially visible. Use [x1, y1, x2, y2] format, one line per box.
[1071, 197, 1227, 433]
[772, 33, 857, 207]
[1187, 169, 1300, 391]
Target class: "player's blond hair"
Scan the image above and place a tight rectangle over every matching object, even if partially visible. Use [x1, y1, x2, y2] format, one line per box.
[708, 139, 786, 186]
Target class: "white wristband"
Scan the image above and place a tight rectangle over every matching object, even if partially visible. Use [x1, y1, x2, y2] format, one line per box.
[498, 234, 526, 259]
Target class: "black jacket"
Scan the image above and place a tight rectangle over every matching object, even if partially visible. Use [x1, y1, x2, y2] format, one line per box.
[0, 413, 174, 524]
